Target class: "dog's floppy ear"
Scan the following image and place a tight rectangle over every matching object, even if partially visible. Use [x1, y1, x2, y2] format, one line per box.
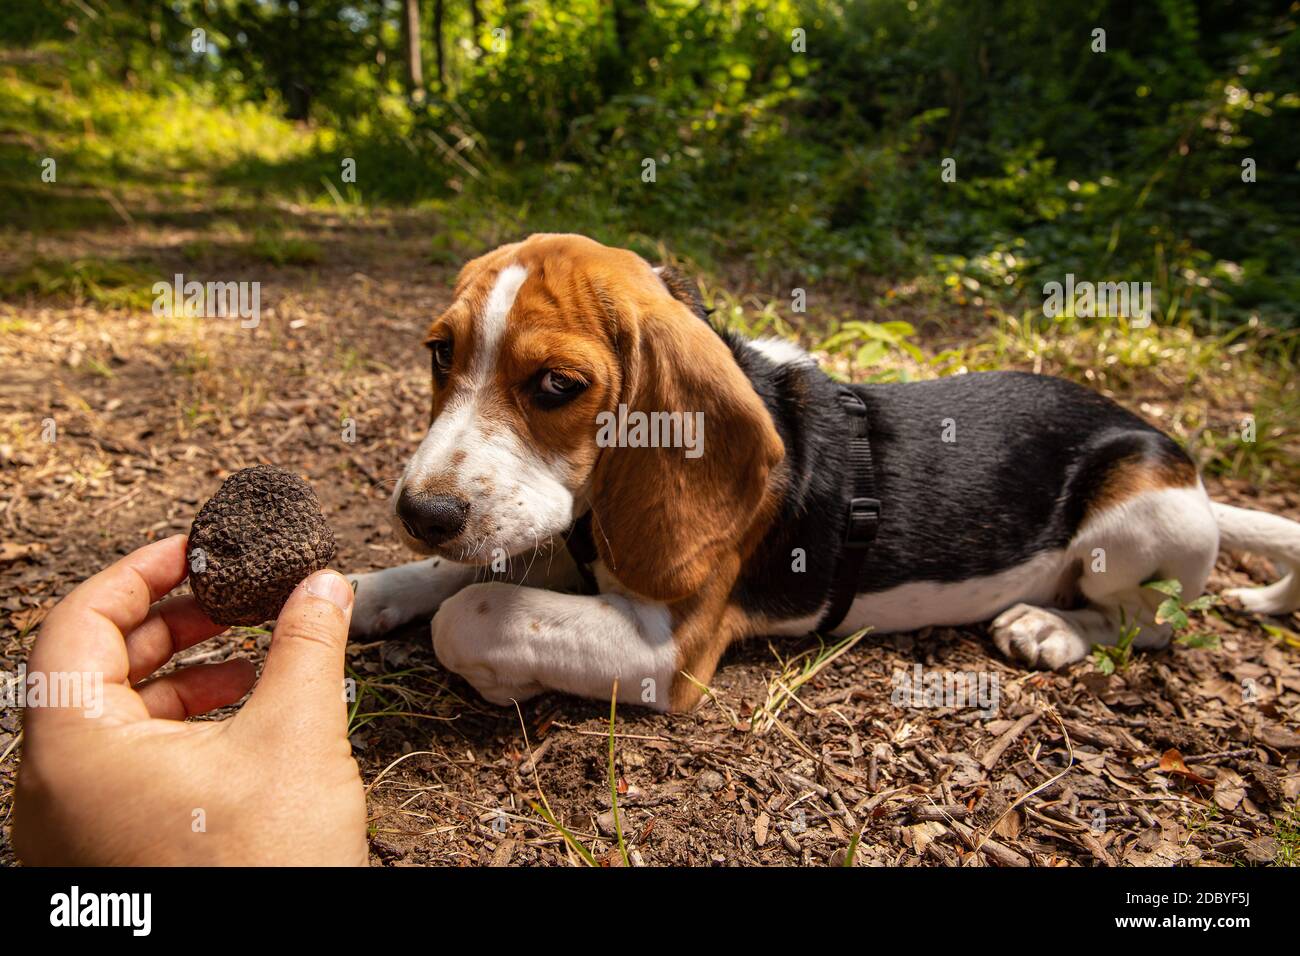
[590, 274, 784, 603]
[653, 265, 711, 322]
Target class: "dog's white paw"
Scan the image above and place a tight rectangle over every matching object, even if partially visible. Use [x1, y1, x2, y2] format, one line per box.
[990, 603, 1090, 669]
[347, 559, 457, 639]
[431, 584, 545, 705]
[347, 575, 404, 638]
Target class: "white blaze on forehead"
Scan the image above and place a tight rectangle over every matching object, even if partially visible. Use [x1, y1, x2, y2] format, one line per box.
[404, 263, 529, 482]
[396, 261, 575, 558]
[473, 263, 529, 380]
[407, 263, 526, 463]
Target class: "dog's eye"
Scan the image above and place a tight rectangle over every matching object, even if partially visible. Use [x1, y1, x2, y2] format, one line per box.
[534, 370, 588, 408]
[430, 340, 453, 375]
[539, 370, 584, 396]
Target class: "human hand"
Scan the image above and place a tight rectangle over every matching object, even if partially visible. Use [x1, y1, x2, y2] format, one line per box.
[12, 534, 367, 866]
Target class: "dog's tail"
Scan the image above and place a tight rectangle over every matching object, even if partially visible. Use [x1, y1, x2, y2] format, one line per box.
[1211, 501, 1300, 615]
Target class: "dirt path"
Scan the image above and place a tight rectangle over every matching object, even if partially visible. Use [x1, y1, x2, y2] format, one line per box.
[1, 214, 1297, 866]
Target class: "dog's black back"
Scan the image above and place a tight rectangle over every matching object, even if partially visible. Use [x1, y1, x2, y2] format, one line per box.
[726, 338, 1192, 623]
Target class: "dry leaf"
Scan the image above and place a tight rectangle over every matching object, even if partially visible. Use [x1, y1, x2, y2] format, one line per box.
[1213, 768, 1246, 811]
[908, 821, 945, 855]
[9, 602, 51, 633]
[1158, 749, 1214, 786]
[1257, 725, 1300, 749]
[993, 809, 1022, 840]
[1124, 840, 1204, 866]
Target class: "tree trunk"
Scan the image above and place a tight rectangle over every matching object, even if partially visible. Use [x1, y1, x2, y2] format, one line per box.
[433, 0, 446, 89]
[469, 0, 483, 51]
[599, 0, 641, 97]
[403, 0, 424, 101]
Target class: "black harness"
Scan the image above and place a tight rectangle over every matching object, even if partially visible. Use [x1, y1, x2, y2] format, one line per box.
[815, 386, 881, 633]
[564, 384, 880, 634]
[565, 510, 600, 593]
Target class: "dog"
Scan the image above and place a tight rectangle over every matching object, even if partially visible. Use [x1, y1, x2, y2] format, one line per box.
[348, 233, 1300, 712]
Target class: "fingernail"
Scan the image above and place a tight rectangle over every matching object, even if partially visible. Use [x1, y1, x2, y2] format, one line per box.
[303, 570, 353, 611]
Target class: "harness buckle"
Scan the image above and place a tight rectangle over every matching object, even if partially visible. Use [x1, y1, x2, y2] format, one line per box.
[844, 496, 881, 548]
[838, 389, 868, 437]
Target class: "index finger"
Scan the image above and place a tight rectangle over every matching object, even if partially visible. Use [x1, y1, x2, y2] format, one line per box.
[28, 534, 192, 688]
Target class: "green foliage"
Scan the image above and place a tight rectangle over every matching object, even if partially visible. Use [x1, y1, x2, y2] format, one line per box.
[1276, 804, 1300, 867]
[208, 0, 374, 120]
[246, 229, 324, 266]
[818, 320, 924, 381]
[0, 258, 154, 310]
[1146, 578, 1221, 650]
[1089, 578, 1222, 674]
[1092, 613, 1140, 675]
[0, 51, 318, 231]
[1, 0, 1297, 329]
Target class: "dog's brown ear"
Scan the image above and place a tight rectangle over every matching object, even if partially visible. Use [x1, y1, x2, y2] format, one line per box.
[590, 279, 784, 603]
[653, 265, 711, 322]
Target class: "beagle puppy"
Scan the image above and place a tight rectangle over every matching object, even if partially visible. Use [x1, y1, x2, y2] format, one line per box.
[349, 234, 1300, 712]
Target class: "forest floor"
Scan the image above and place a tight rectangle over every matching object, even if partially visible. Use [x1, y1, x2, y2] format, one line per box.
[1, 197, 1298, 867]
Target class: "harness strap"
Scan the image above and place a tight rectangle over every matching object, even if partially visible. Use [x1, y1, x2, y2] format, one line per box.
[565, 510, 600, 593]
[815, 386, 881, 633]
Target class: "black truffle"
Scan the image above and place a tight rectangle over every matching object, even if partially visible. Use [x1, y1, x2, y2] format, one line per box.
[186, 466, 336, 626]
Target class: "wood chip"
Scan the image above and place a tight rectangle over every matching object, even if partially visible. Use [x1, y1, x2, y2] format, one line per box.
[981, 712, 1040, 770]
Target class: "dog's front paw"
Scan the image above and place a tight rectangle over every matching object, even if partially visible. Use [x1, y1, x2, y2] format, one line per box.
[431, 584, 545, 705]
[347, 574, 405, 638]
[990, 604, 1089, 669]
[348, 560, 454, 639]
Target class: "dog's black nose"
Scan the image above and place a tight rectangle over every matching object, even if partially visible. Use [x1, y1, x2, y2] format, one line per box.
[397, 491, 468, 546]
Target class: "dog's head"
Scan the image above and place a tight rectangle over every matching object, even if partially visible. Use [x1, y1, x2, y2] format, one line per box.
[393, 233, 783, 601]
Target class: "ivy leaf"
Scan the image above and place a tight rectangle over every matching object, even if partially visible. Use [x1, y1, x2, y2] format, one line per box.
[878, 320, 916, 338]
[855, 340, 889, 365]
[1155, 597, 1188, 630]
[1144, 578, 1183, 598]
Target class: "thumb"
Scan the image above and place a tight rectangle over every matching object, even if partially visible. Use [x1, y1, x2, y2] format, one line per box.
[239, 569, 354, 735]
